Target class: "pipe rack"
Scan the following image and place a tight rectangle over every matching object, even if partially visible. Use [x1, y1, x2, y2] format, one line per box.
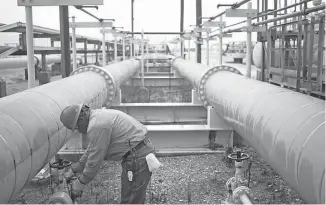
[172, 58, 325, 204]
[0, 59, 139, 203]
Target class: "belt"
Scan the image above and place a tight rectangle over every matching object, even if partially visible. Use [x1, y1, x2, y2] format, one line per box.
[123, 138, 150, 159]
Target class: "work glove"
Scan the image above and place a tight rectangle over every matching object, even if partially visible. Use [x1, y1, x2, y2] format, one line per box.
[64, 168, 76, 182]
[71, 178, 85, 199]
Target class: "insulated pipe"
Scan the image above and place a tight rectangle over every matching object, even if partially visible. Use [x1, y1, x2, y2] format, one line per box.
[172, 58, 325, 204]
[0, 59, 139, 203]
[0, 55, 81, 70]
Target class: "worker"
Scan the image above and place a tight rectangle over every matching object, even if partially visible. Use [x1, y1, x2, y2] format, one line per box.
[60, 103, 162, 204]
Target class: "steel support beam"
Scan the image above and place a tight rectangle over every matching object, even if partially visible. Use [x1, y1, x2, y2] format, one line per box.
[0, 59, 139, 203]
[122, 77, 190, 87]
[111, 103, 207, 124]
[25, 6, 35, 88]
[196, 0, 202, 63]
[172, 58, 325, 204]
[59, 6, 71, 78]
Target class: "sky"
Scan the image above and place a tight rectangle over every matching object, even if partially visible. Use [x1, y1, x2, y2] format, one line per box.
[0, 0, 318, 47]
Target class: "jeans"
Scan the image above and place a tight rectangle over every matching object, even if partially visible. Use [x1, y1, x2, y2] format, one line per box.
[120, 140, 154, 204]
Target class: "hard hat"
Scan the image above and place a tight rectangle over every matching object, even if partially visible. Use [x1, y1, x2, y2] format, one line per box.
[60, 103, 84, 131]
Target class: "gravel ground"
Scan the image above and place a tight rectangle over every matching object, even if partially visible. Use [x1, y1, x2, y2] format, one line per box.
[13, 146, 304, 204]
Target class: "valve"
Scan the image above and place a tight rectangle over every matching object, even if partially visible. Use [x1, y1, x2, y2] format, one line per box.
[228, 150, 250, 162]
[49, 158, 72, 170]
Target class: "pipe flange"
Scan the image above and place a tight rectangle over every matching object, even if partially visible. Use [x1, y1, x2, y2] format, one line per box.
[198, 65, 243, 107]
[232, 186, 252, 204]
[70, 65, 117, 107]
[225, 177, 236, 191]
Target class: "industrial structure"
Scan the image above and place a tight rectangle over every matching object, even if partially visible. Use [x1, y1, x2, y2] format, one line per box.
[0, 0, 325, 204]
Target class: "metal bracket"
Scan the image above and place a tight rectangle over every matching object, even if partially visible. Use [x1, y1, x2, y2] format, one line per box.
[225, 8, 257, 18]
[203, 21, 226, 28]
[194, 27, 211, 33]
[241, 25, 266, 32]
[69, 21, 113, 28]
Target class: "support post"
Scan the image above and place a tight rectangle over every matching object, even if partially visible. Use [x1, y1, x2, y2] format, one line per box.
[188, 39, 191, 60]
[71, 16, 77, 71]
[41, 52, 46, 71]
[219, 16, 223, 66]
[59, 6, 71, 78]
[114, 37, 117, 61]
[180, 0, 184, 58]
[84, 39, 88, 65]
[130, 39, 133, 58]
[102, 32, 106, 66]
[25, 6, 35, 88]
[122, 36, 125, 61]
[206, 35, 209, 66]
[196, 0, 202, 63]
[307, 16, 315, 93]
[146, 40, 149, 72]
[131, 0, 134, 56]
[317, 16, 325, 92]
[245, 2, 252, 78]
[191, 89, 203, 105]
[141, 30, 145, 88]
[296, 16, 302, 92]
[194, 40, 198, 63]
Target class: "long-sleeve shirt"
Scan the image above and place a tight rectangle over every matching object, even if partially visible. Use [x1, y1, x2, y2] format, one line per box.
[71, 109, 148, 184]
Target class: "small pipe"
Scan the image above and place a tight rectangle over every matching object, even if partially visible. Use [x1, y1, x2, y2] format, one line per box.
[218, 16, 223, 66]
[246, 2, 252, 78]
[102, 32, 106, 66]
[114, 36, 117, 61]
[71, 16, 77, 71]
[25, 6, 35, 89]
[122, 37, 125, 61]
[253, 4, 325, 26]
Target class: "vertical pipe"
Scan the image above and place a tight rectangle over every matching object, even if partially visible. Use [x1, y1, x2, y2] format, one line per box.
[196, 0, 202, 63]
[71, 16, 77, 71]
[219, 16, 223, 66]
[317, 17, 325, 92]
[25, 6, 35, 89]
[296, 16, 302, 92]
[194, 40, 198, 63]
[114, 37, 117, 61]
[302, 20, 308, 79]
[41, 52, 46, 71]
[206, 36, 209, 66]
[141, 31, 144, 88]
[122, 37, 125, 61]
[131, 0, 134, 56]
[130, 38, 133, 57]
[59, 6, 71, 78]
[188, 39, 191, 60]
[146, 40, 149, 72]
[307, 16, 315, 93]
[281, 25, 286, 86]
[102, 32, 106, 66]
[180, 0, 184, 58]
[246, 2, 252, 78]
[266, 29, 271, 81]
[84, 40, 87, 65]
[271, 0, 277, 67]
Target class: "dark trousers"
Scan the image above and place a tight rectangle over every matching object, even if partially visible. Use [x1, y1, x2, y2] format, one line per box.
[120, 140, 154, 204]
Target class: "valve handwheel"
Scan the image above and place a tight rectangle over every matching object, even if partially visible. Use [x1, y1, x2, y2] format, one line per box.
[228, 151, 250, 162]
[50, 159, 72, 170]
